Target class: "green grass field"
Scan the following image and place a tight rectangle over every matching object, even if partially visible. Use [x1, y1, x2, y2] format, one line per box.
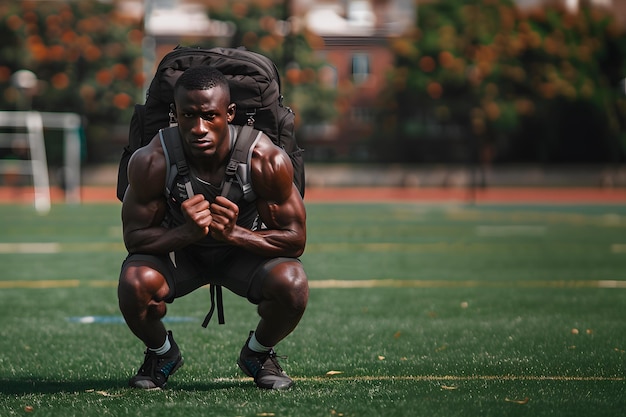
[1, 200, 625, 416]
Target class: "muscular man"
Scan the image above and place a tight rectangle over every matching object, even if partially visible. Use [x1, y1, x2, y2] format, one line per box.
[118, 66, 308, 390]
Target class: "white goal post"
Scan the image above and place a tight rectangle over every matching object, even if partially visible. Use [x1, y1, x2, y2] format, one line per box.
[0, 111, 82, 214]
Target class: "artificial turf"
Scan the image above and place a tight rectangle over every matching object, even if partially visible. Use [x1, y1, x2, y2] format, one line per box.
[1, 201, 625, 416]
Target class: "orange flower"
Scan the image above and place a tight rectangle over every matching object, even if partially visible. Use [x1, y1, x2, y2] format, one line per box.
[23, 11, 37, 24]
[242, 31, 258, 48]
[514, 98, 535, 116]
[113, 93, 132, 109]
[419, 56, 436, 73]
[0, 66, 11, 83]
[95, 69, 112, 86]
[29, 43, 48, 62]
[51, 73, 70, 90]
[286, 68, 301, 85]
[259, 35, 278, 52]
[48, 45, 65, 61]
[426, 81, 443, 99]
[300, 68, 316, 84]
[133, 73, 145, 88]
[539, 82, 556, 99]
[232, 2, 248, 19]
[111, 63, 129, 80]
[84, 45, 102, 62]
[484, 101, 500, 121]
[61, 30, 77, 44]
[127, 29, 143, 44]
[259, 16, 276, 32]
[438, 51, 455, 69]
[79, 84, 96, 101]
[6, 15, 23, 31]
[391, 39, 415, 58]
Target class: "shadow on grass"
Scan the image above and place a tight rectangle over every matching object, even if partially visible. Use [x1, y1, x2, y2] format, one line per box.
[0, 377, 123, 395]
[0, 376, 251, 395]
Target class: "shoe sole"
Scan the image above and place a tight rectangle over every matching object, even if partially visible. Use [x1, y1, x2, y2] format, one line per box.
[130, 357, 184, 389]
[237, 358, 294, 390]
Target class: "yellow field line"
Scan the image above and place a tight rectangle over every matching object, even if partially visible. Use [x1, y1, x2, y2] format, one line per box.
[217, 374, 626, 383]
[304, 375, 626, 382]
[0, 279, 81, 289]
[308, 279, 626, 289]
[1, 279, 626, 289]
[0, 242, 125, 254]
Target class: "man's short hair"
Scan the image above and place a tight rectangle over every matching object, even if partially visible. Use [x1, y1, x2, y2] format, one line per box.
[175, 66, 230, 98]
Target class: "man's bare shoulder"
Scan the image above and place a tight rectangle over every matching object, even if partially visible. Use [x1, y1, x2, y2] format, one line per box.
[129, 136, 165, 171]
[127, 136, 167, 199]
[250, 133, 294, 202]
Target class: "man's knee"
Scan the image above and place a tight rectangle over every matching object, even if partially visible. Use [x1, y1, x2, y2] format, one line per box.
[118, 264, 170, 304]
[263, 262, 309, 314]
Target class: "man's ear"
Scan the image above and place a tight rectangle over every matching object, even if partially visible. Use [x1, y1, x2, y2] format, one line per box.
[227, 103, 236, 123]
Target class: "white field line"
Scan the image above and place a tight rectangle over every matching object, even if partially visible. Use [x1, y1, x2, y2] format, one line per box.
[309, 279, 626, 289]
[2, 279, 626, 289]
[0, 242, 60, 253]
[3, 241, 626, 255]
[475, 225, 546, 237]
[611, 243, 626, 253]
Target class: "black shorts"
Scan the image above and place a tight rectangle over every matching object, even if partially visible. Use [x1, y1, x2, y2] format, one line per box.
[121, 244, 299, 304]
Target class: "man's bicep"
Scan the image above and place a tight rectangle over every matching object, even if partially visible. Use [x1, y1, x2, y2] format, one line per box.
[257, 185, 306, 232]
[122, 147, 168, 233]
[122, 188, 166, 234]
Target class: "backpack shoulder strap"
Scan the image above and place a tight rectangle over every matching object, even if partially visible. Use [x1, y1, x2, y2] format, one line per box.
[221, 125, 262, 202]
[159, 127, 194, 199]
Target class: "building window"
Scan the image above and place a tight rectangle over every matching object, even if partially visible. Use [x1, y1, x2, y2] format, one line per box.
[351, 53, 370, 84]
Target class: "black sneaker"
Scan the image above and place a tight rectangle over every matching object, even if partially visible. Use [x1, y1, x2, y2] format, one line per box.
[237, 331, 294, 390]
[129, 331, 183, 389]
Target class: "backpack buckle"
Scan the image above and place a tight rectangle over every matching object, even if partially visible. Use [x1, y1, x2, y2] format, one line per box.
[226, 160, 238, 175]
[241, 182, 253, 196]
[169, 108, 177, 126]
[246, 109, 256, 126]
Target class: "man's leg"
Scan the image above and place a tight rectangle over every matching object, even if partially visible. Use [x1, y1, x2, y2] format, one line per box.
[118, 263, 170, 347]
[238, 261, 308, 389]
[118, 262, 183, 389]
[255, 261, 309, 347]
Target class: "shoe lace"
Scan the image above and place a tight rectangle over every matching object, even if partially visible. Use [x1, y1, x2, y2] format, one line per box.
[265, 350, 288, 373]
[140, 349, 177, 376]
[139, 350, 157, 373]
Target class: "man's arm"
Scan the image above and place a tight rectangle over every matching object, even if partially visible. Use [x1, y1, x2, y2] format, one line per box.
[208, 136, 306, 258]
[122, 138, 212, 254]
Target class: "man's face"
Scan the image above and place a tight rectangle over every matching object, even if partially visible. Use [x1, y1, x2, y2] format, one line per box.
[173, 86, 235, 159]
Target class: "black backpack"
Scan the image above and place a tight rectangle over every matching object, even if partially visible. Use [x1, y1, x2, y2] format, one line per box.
[116, 45, 305, 202]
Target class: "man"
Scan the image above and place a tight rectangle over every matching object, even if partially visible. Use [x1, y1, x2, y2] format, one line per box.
[118, 66, 308, 390]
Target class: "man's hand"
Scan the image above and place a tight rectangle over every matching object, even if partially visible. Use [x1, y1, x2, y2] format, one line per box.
[209, 196, 240, 242]
[181, 194, 212, 238]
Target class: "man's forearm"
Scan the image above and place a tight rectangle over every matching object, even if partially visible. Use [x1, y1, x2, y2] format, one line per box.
[223, 225, 305, 258]
[125, 224, 203, 254]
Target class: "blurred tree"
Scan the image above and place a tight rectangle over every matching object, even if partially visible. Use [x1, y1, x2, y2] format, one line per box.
[0, 1, 144, 162]
[205, 0, 337, 140]
[376, 0, 626, 164]
[0, 0, 334, 163]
